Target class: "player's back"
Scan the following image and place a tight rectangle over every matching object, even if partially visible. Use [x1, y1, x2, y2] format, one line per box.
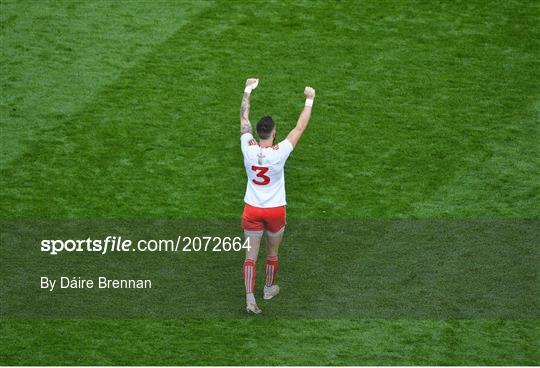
[241, 133, 293, 208]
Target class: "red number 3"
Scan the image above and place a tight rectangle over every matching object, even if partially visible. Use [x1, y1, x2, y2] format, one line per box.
[251, 166, 270, 185]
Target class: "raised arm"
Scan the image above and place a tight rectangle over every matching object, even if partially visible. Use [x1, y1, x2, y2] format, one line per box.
[286, 86, 315, 148]
[240, 78, 259, 135]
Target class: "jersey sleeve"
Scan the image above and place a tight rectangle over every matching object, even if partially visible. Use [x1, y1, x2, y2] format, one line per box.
[240, 132, 254, 154]
[278, 138, 294, 161]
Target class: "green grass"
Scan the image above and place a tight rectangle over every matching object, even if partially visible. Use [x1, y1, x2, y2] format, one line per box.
[1, 320, 538, 365]
[1, 0, 539, 365]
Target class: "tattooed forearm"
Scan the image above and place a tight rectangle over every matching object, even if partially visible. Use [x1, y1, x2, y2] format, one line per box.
[240, 92, 252, 134]
[240, 92, 250, 122]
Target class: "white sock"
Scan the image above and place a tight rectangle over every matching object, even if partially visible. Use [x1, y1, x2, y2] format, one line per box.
[246, 293, 256, 305]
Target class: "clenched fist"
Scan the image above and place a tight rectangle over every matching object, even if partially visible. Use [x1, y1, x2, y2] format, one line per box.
[304, 86, 316, 99]
[244, 78, 259, 93]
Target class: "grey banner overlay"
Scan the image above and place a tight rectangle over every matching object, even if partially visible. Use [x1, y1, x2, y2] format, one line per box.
[1, 220, 538, 319]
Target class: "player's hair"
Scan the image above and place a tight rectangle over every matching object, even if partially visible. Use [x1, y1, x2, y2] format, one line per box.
[256, 116, 275, 140]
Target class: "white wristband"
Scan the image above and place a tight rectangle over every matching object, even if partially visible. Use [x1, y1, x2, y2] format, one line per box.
[244, 87, 252, 94]
[305, 98, 314, 107]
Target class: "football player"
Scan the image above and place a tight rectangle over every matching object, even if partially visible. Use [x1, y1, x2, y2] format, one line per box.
[239, 78, 315, 314]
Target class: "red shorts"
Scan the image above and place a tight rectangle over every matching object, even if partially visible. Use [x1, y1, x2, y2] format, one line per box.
[241, 203, 286, 234]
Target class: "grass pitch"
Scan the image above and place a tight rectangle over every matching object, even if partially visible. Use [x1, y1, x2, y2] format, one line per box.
[1, 0, 539, 365]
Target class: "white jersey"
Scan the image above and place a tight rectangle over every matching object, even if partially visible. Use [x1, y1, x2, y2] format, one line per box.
[241, 132, 293, 208]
